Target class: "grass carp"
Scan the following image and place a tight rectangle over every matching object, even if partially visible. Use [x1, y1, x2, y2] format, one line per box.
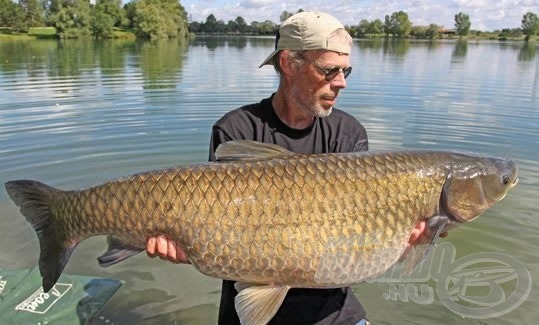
[4, 140, 518, 325]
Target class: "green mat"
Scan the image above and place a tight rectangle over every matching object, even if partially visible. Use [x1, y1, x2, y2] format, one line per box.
[0, 267, 123, 324]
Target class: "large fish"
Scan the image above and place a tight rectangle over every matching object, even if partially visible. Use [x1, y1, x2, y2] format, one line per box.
[5, 141, 518, 325]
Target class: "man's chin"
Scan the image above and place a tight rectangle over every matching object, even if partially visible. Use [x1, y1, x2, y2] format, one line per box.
[314, 106, 333, 118]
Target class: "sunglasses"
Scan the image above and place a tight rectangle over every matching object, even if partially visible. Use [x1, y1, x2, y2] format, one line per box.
[301, 57, 352, 81]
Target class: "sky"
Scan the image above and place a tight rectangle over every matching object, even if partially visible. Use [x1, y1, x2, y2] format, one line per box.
[180, 0, 539, 31]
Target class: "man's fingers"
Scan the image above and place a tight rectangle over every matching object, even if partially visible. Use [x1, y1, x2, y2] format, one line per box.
[176, 243, 189, 263]
[146, 235, 190, 264]
[156, 235, 169, 257]
[167, 238, 178, 262]
[146, 237, 157, 256]
[408, 221, 426, 245]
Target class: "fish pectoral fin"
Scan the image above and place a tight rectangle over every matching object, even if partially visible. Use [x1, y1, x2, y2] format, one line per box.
[97, 236, 144, 267]
[234, 283, 290, 325]
[215, 140, 294, 161]
[403, 215, 450, 274]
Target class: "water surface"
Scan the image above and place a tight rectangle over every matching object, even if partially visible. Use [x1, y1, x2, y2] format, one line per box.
[0, 37, 537, 324]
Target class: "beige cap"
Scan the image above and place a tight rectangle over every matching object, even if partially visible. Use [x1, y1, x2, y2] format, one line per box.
[259, 11, 351, 67]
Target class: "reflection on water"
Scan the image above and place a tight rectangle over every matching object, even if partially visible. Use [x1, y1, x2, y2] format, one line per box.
[0, 38, 538, 324]
[519, 42, 537, 61]
[451, 40, 468, 60]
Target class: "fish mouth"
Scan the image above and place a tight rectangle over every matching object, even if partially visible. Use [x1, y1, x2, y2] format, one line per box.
[497, 175, 518, 201]
[511, 177, 519, 188]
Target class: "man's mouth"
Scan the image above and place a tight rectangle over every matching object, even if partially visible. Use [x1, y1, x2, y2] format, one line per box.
[321, 95, 336, 104]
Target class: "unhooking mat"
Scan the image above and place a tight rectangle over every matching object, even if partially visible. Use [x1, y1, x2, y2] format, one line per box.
[0, 267, 123, 324]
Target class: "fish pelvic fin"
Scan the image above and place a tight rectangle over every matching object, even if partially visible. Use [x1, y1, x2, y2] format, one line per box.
[402, 215, 450, 274]
[234, 282, 290, 325]
[98, 236, 144, 267]
[5, 180, 75, 292]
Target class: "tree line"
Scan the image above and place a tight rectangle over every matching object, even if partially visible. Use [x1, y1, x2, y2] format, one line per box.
[193, 9, 539, 41]
[1, 1, 538, 41]
[0, 0, 189, 39]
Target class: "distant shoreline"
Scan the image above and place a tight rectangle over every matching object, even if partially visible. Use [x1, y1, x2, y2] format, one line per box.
[1, 28, 536, 43]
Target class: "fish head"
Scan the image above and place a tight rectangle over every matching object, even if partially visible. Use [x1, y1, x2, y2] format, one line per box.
[442, 155, 518, 222]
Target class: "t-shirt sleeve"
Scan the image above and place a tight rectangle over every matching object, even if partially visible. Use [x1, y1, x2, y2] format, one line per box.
[208, 106, 258, 161]
[208, 124, 235, 161]
[352, 123, 368, 152]
[333, 110, 369, 153]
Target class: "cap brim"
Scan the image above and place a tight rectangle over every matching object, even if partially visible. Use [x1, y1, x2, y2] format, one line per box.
[259, 49, 279, 68]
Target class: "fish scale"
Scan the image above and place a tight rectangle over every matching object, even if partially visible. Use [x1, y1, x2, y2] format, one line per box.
[5, 141, 518, 325]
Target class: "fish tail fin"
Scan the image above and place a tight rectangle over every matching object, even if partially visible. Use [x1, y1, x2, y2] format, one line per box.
[5, 180, 76, 292]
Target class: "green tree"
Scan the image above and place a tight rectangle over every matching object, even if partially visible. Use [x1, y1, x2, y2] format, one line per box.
[410, 25, 427, 38]
[226, 20, 238, 33]
[47, 0, 92, 38]
[132, 0, 188, 39]
[383, 15, 393, 36]
[455, 12, 471, 38]
[367, 19, 383, 34]
[252, 19, 277, 35]
[384, 11, 412, 37]
[189, 20, 201, 33]
[425, 24, 441, 39]
[91, 8, 114, 38]
[123, 1, 136, 28]
[357, 19, 370, 37]
[0, 0, 25, 31]
[204, 14, 217, 32]
[215, 19, 226, 33]
[95, 0, 124, 27]
[133, 0, 164, 38]
[521, 12, 539, 42]
[235, 16, 247, 33]
[19, 0, 45, 27]
[280, 10, 293, 22]
[279, 9, 303, 23]
[499, 28, 522, 40]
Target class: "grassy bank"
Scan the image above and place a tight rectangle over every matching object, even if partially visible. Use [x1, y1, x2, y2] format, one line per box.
[1, 27, 534, 42]
[0, 27, 136, 40]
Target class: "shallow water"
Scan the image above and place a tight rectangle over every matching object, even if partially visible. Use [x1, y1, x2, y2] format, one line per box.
[0, 37, 537, 324]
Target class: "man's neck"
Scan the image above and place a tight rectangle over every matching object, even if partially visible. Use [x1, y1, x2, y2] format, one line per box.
[271, 91, 315, 130]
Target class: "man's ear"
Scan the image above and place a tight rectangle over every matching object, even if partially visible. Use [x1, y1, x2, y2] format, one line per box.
[279, 50, 297, 77]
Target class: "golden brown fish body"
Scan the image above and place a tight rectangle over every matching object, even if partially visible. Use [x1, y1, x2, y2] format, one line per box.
[5, 141, 518, 325]
[56, 150, 444, 285]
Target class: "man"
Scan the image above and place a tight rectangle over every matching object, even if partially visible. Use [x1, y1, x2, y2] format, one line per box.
[147, 11, 427, 324]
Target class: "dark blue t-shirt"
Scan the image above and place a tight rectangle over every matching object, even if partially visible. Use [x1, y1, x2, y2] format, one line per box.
[209, 95, 369, 325]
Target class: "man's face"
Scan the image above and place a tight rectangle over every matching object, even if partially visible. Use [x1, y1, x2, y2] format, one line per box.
[291, 50, 351, 118]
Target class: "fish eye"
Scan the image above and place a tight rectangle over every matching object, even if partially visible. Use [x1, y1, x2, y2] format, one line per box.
[502, 175, 510, 185]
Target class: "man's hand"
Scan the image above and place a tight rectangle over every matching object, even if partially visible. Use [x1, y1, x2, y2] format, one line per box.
[146, 235, 190, 264]
[408, 220, 448, 245]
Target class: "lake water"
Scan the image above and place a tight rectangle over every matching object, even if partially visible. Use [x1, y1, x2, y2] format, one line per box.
[0, 37, 537, 324]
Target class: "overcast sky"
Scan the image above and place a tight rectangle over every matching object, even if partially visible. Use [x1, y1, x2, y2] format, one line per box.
[181, 0, 539, 31]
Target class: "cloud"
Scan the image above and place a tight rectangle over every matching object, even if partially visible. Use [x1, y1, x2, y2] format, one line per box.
[183, 0, 539, 30]
[240, 0, 276, 9]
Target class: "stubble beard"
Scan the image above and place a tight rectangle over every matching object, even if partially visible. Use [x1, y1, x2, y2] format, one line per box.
[291, 84, 334, 119]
